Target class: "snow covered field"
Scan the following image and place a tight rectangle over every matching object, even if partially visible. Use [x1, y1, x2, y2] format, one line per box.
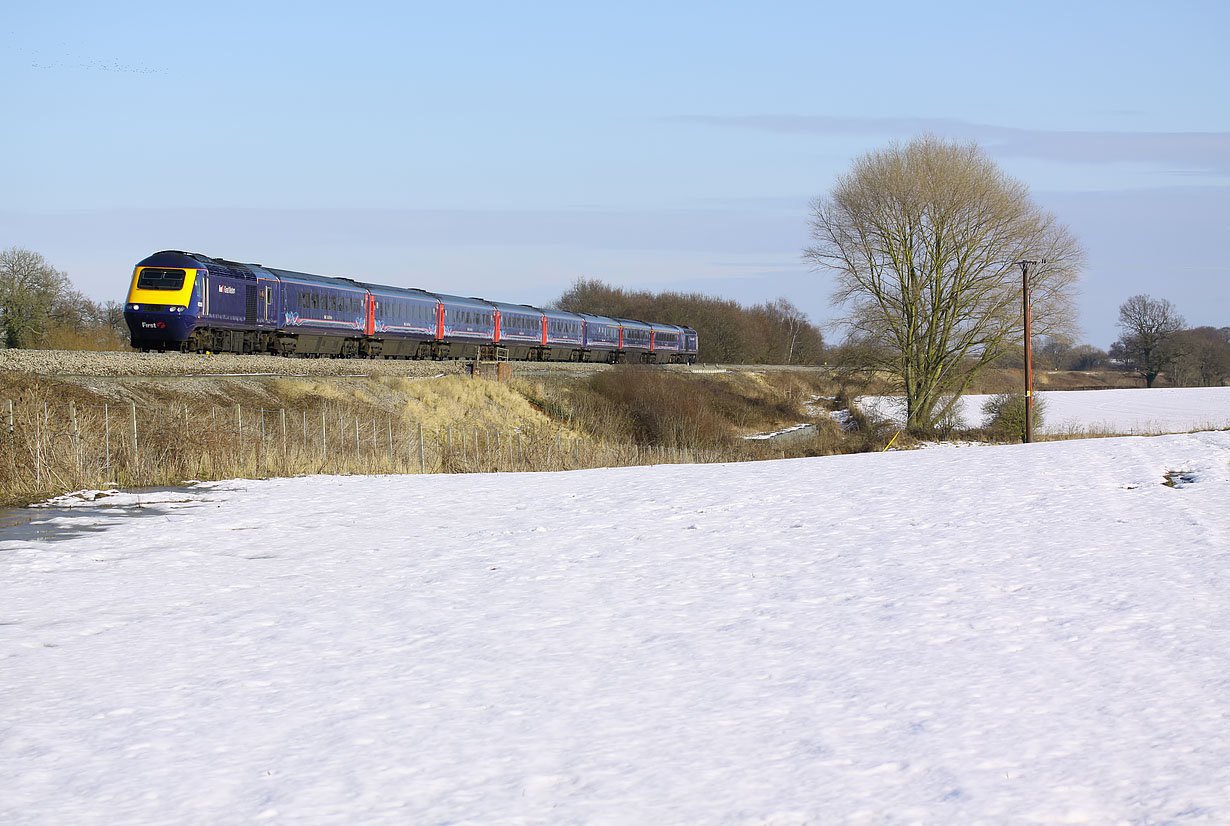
[4, 430, 1230, 825]
[860, 386, 1230, 435]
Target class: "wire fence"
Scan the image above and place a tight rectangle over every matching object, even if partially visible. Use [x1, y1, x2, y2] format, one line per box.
[0, 397, 725, 504]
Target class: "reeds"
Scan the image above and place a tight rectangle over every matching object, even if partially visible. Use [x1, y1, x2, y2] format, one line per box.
[0, 367, 868, 506]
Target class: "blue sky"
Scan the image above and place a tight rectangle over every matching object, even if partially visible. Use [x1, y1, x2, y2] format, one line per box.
[3, 0, 1228, 347]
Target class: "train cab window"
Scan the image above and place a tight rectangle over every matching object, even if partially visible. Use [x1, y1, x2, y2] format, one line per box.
[137, 268, 186, 290]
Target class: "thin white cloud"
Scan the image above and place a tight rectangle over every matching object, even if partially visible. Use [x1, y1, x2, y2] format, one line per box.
[670, 115, 1230, 176]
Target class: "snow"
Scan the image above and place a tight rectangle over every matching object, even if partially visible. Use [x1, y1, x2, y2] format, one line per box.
[860, 386, 1230, 434]
[4, 430, 1230, 825]
[743, 423, 815, 440]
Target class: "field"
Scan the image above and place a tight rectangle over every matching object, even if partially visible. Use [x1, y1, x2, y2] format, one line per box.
[861, 387, 1230, 435]
[3, 385, 1229, 824]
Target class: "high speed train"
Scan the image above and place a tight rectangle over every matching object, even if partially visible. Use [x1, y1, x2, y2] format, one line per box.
[124, 250, 699, 363]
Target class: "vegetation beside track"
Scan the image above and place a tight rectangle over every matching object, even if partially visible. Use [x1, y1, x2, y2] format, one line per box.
[0, 350, 1160, 507]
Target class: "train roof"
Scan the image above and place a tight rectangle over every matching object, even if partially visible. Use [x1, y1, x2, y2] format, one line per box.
[578, 312, 620, 325]
[536, 307, 584, 322]
[359, 282, 437, 301]
[266, 268, 366, 290]
[427, 292, 496, 310]
[136, 250, 209, 270]
[487, 300, 543, 315]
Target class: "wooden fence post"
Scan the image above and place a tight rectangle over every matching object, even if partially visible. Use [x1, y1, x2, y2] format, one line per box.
[130, 401, 139, 478]
[69, 401, 80, 475]
[35, 404, 42, 488]
[103, 403, 110, 481]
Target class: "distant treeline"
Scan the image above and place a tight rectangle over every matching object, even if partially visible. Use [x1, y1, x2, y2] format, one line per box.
[554, 279, 825, 365]
[983, 328, 1230, 387]
[1, 247, 128, 351]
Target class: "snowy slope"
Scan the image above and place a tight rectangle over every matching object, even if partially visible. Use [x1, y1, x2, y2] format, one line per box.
[861, 386, 1230, 434]
[4, 432, 1230, 825]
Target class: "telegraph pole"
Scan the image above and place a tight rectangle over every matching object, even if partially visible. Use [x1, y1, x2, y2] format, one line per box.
[1015, 260, 1043, 443]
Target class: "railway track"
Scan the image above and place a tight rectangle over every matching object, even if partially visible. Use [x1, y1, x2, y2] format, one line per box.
[1, 349, 828, 379]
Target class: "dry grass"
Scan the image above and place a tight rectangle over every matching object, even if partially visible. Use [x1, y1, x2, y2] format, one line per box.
[0, 367, 890, 507]
[36, 327, 131, 352]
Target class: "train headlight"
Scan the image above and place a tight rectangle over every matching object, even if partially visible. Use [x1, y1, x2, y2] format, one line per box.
[130, 304, 139, 310]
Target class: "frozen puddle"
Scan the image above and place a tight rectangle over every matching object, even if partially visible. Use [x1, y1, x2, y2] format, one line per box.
[1163, 470, 1199, 488]
[0, 485, 212, 547]
[744, 423, 819, 443]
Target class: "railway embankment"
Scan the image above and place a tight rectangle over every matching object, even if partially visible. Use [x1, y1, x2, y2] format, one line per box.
[0, 351, 862, 506]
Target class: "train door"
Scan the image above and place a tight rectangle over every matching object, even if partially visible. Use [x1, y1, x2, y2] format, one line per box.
[254, 279, 276, 325]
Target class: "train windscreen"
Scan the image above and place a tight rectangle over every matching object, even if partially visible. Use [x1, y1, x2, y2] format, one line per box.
[137, 268, 187, 290]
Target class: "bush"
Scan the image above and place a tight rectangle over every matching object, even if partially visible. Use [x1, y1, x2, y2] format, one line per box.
[981, 392, 1046, 441]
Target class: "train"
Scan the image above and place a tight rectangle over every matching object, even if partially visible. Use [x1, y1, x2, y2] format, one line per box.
[123, 251, 698, 363]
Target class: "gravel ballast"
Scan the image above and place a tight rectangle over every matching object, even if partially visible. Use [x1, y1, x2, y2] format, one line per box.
[0, 350, 469, 379]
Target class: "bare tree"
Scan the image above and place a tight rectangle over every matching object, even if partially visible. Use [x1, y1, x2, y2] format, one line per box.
[755, 298, 816, 364]
[0, 247, 71, 348]
[1164, 326, 1227, 387]
[1063, 344, 1108, 371]
[553, 278, 824, 364]
[1113, 294, 1185, 387]
[805, 136, 1084, 433]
